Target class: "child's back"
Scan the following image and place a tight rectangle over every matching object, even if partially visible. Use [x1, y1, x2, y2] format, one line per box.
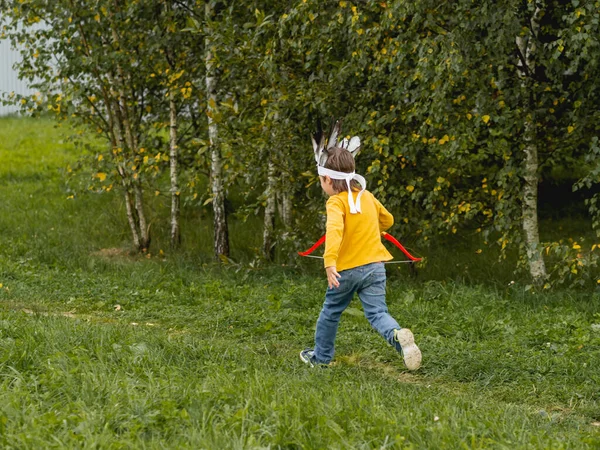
[324, 189, 394, 272]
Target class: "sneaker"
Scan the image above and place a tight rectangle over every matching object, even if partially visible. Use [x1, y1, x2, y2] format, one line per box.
[300, 348, 317, 367]
[394, 328, 422, 370]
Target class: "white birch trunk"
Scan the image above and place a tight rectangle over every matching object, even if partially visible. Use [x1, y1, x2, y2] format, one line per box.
[206, 3, 229, 258]
[123, 189, 140, 250]
[262, 158, 277, 261]
[169, 91, 181, 248]
[133, 182, 149, 250]
[517, 4, 547, 284]
[280, 192, 293, 230]
[110, 92, 143, 252]
[106, 19, 150, 251]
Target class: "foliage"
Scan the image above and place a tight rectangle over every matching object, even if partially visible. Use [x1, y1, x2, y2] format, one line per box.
[2, 0, 600, 285]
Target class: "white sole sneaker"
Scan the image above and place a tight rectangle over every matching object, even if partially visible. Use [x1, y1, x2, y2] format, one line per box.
[394, 328, 422, 370]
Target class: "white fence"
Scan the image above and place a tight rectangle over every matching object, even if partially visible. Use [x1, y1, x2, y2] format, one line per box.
[0, 38, 33, 116]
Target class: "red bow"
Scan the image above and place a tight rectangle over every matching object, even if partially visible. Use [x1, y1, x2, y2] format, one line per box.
[298, 232, 422, 263]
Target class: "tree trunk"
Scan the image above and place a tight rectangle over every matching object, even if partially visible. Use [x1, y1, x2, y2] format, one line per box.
[517, 5, 547, 285]
[133, 181, 150, 251]
[522, 132, 546, 284]
[262, 158, 277, 261]
[169, 91, 181, 248]
[123, 188, 140, 250]
[279, 192, 293, 230]
[205, 3, 229, 259]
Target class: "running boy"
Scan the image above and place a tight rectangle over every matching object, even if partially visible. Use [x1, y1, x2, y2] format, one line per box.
[300, 133, 421, 370]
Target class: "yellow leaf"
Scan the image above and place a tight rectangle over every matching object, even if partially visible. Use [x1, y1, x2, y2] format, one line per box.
[466, 113, 472, 120]
[97, 154, 103, 161]
[406, 185, 415, 192]
[573, 243, 581, 250]
[155, 190, 160, 196]
[567, 125, 574, 133]
[475, 249, 482, 254]
[482, 115, 490, 124]
[96, 172, 107, 182]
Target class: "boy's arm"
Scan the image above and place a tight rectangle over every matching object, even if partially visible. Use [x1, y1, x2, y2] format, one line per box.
[323, 197, 345, 269]
[375, 197, 394, 231]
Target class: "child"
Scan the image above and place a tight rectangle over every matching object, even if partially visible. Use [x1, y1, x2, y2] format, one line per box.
[300, 146, 422, 370]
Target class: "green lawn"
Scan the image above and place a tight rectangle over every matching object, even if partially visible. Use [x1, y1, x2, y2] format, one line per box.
[0, 116, 599, 448]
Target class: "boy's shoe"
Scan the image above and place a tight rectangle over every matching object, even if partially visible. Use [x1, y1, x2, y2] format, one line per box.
[300, 348, 317, 367]
[394, 328, 422, 370]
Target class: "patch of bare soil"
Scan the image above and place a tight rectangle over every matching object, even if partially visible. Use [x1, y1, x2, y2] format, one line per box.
[91, 248, 137, 261]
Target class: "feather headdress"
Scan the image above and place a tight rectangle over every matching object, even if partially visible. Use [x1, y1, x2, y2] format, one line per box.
[311, 119, 365, 214]
[311, 119, 361, 167]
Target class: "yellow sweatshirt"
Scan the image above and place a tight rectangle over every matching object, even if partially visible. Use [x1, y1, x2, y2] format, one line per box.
[323, 189, 394, 271]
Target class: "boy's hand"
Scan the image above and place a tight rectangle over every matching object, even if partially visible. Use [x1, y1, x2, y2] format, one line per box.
[326, 266, 341, 289]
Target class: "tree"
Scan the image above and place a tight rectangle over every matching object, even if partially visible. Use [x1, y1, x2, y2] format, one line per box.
[337, 0, 600, 286]
[1, 0, 167, 251]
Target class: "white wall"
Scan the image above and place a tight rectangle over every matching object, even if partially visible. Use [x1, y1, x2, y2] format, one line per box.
[0, 38, 33, 116]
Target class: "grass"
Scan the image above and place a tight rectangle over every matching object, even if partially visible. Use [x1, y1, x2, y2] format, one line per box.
[0, 116, 599, 448]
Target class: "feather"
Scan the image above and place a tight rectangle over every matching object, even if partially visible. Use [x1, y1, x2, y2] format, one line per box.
[326, 120, 342, 150]
[311, 135, 322, 165]
[338, 137, 349, 149]
[319, 147, 329, 166]
[347, 136, 361, 157]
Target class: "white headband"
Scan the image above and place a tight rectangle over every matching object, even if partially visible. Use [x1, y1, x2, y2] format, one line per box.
[318, 166, 366, 214]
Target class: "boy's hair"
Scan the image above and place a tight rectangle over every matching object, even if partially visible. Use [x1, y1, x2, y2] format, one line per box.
[324, 146, 361, 193]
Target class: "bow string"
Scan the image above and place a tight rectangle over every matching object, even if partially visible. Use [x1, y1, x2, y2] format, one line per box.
[298, 232, 422, 264]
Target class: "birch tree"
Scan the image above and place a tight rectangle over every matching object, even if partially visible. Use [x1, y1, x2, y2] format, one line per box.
[1, 0, 161, 251]
[205, 1, 229, 259]
[516, 3, 547, 284]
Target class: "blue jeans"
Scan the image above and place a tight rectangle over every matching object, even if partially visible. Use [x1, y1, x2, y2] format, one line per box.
[313, 262, 402, 364]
